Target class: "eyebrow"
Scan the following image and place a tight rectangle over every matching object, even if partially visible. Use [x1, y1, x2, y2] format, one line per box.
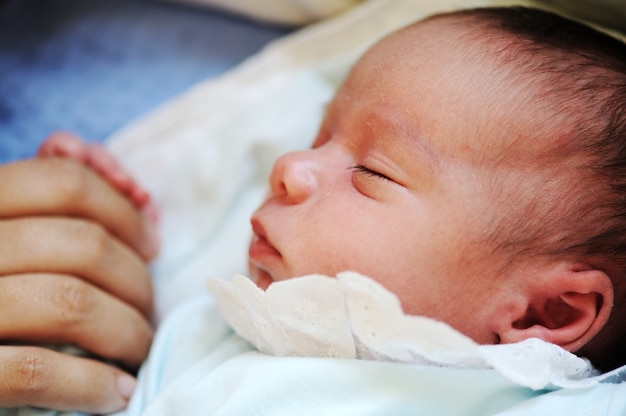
[371, 108, 442, 175]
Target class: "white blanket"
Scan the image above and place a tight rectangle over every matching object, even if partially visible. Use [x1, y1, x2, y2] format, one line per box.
[104, 0, 626, 415]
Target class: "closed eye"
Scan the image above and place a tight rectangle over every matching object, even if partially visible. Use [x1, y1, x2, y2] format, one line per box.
[349, 165, 392, 181]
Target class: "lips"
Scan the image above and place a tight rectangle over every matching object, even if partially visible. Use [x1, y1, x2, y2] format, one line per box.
[249, 217, 281, 261]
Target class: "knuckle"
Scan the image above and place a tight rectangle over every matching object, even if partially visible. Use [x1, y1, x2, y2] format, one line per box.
[68, 220, 112, 264]
[50, 278, 93, 328]
[9, 348, 49, 399]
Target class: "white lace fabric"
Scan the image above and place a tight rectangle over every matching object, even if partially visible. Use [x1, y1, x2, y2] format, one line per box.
[206, 272, 607, 390]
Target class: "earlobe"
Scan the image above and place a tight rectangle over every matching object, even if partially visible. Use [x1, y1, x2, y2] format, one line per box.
[497, 267, 613, 352]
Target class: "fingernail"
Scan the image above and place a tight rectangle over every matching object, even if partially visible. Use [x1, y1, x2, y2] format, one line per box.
[117, 374, 137, 400]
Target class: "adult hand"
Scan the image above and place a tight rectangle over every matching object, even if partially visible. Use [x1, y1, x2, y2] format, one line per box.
[0, 156, 158, 413]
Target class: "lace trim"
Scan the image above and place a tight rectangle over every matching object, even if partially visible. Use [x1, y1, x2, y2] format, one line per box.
[207, 272, 600, 390]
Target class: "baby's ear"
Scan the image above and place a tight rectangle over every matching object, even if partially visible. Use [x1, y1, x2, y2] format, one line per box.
[497, 265, 613, 352]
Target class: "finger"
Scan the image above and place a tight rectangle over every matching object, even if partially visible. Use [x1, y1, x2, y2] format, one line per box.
[0, 274, 153, 368]
[38, 133, 152, 211]
[0, 158, 159, 260]
[129, 186, 152, 211]
[37, 131, 89, 162]
[86, 144, 152, 209]
[0, 345, 136, 414]
[0, 217, 153, 317]
[142, 201, 160, 225]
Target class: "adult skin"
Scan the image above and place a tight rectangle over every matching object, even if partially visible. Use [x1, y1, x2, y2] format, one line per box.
[0, 140, 158, 413]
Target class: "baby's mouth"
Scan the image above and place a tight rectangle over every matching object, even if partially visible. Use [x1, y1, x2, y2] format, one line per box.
[249, 218, 281, 258]
[248, 215, 284, 291]
[248, 221, 280, 290]
[249, 233, 281, 259]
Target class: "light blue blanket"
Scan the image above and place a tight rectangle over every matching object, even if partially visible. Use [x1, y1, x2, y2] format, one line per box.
[121, 294, 626, 416]
[0, 0, 288, 163]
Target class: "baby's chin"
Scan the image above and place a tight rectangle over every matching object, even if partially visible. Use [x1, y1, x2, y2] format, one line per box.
[248, 263, 274, 290]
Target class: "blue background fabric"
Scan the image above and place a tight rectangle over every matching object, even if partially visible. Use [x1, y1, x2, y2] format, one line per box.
[0, 0, 289, 163]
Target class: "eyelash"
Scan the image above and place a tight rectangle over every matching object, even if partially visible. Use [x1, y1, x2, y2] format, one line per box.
[349, 165, 391, 181]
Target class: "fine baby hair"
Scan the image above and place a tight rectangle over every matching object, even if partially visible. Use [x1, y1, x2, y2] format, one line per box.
[428, 7, 626, 372]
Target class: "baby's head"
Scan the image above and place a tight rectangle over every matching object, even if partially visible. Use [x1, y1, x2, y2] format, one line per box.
[249, 7, 626, 371]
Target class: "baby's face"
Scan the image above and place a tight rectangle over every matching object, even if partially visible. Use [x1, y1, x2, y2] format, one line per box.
[248, 20, 534, 343]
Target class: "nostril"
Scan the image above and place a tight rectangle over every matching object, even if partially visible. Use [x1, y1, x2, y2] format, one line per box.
[269, 155, 288, 197]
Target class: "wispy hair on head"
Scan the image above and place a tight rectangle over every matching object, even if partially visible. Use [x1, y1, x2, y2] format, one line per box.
[432, 6, 626, 372]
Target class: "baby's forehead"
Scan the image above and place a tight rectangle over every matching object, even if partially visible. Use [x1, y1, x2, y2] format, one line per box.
[335, 14, 584, 170]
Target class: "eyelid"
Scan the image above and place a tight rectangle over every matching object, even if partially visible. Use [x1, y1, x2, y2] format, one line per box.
[349, 165, 392, 181]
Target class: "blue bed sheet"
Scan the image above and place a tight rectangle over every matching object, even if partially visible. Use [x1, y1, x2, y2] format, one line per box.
[0, 0, 290, 163]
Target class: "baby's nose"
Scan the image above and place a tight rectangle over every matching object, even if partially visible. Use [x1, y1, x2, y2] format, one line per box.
[269, 151, 318, 204]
